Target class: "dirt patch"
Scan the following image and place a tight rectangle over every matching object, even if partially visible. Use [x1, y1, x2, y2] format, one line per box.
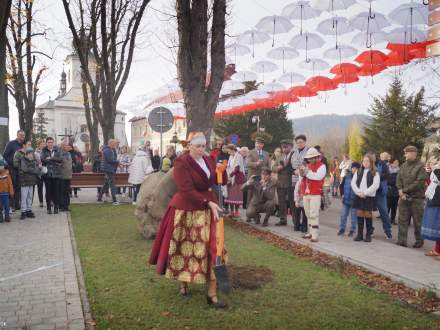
[228, 265, 274, 290]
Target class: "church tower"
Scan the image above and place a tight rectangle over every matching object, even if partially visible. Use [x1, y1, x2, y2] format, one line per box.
[58, 69, 66, 97]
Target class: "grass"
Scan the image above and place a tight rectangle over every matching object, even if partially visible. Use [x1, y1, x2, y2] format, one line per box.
[71, 204, 440, 330]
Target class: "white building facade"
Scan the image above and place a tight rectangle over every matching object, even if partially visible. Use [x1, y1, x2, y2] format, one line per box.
[36, 51, 127, 156]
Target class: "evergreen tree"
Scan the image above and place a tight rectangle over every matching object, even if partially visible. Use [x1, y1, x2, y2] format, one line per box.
[363, 77, 437, 161]
[214, 105, 293, 152]
[33, 111, 48, 146]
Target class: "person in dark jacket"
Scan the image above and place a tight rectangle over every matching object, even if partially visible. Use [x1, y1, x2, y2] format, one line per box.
[151, 148, 161, 172]
[387, 159, 400, 225]
[98, 139, 119, 204]
[3, 130, 25, 210]
[58, 143, 73, 211]
[41, 137, 63, 214]
[93, 146, 103, 197]
[374, 156, 393, 239]
[72, 145, 84, 198]
[19, 147, 41, 220]
[338, 162, 360, 236]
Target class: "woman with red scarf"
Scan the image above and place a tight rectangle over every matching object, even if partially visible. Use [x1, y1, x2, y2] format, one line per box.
[149, 132, 227, 308]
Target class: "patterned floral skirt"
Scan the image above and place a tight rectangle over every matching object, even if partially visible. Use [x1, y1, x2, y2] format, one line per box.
[149, 207, 217, 284]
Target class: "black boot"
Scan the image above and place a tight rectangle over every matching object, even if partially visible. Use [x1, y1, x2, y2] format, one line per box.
[47, 207, 52, 214]
[54, 206, 59, 214]
[354, 217, 364, 241]
[0, 211, 3, 223]
[364, 218, 373, 242]
[254, 215, 261, 225]
[275, 219, 287, 226]
[20, 212, 26, 220]
[262, 217, 269, 227]
[26, 211, 35, 218]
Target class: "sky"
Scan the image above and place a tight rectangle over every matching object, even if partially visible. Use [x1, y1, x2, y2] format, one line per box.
[8, 0, 439, 139]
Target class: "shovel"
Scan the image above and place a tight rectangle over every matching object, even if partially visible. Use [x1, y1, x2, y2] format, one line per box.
[214, 218, 231, 293]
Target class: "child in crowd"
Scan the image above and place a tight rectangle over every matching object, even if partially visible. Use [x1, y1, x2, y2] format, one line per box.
[338, 162, 360, 237]
[19, 147, 41, 220]
[294, 174, 307, 233]
[0, 159, 14, 222]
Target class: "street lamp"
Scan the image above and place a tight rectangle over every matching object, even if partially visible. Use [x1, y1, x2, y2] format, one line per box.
[252, 115, 260, 132]
[170, 131, 179, 150]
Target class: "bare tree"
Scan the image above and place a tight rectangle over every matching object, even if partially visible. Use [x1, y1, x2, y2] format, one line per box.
[6, 0, 49, 141]
[176, 0, 226, 138]
[0, 0, 12, 150]
[62, 0, 150, 144]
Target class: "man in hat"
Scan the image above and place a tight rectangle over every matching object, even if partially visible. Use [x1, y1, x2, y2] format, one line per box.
[396, 145, 426, 248]
[299, 147, 326, 242]
[291, 134, 309, 230]
[272, 139, 294, 226]
[246, 137, 270, 206]
[242, 168, 276, 226]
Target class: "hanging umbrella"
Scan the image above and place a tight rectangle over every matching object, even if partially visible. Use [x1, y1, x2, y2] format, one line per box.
[255, 15, 294, 47]
[384, 51, 408, 67]
[278, 72, 306, 85]
[355, 50, 387, 64]
[333, 74, 359, 85]
[317, 17, 352, 35]
[237, 30, 271, 57]
[267, 46, 299, 72]
[351, 31, 387, 48]
[251, 60, 279, 81]
[247, 90, 270, 100]
[330, 63, 360, 76]
[306, 76, 337, 92]
[220, 80, 246, 96]
[289, 32, 325, 62]
[226, 43, 251, 56]
[298, 58, 330, 73]
[323, 44, 357, 60]
[389, 3, 428, 43]
[261, 82, 286, 93]
[270, 91, 300, 103]
[290, 85, 318, 97]
[281, 1, 321, 35]
[231, 70, 258, 82]
[349, 11, 390, 32]
[387, 27, 426, 44]
[357, 63, 387, 76]
[311, 0, 356, 12]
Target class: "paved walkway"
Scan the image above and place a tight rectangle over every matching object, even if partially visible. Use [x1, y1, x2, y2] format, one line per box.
[0, 206, 84, 330]
[237, 198, 440, 297]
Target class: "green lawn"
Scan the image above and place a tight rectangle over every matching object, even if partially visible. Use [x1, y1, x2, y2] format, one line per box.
[71, 204, 440, 330]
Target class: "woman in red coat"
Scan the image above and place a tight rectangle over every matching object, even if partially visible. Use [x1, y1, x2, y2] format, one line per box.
[149, 132, 226, 308]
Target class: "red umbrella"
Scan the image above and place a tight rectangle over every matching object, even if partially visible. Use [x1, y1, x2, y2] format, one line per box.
[384, 51, 407, 67]
[357, 63, 387, 76]
[330, 63, 360, 76]
[333, 74, 359, 85]
[270, 90, 299, 103]
[305, 76, 337, 92]
[289, 85, 318, 97]
[355, 50, 387, 64]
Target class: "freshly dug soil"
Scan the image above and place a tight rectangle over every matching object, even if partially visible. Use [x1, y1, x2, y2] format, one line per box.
[228, 265, 274, 290]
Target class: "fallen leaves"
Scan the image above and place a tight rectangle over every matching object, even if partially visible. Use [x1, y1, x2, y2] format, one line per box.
[225, 217, 440, 313]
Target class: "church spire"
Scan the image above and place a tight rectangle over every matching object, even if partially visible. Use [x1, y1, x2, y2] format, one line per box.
[58, 67, 66, 96]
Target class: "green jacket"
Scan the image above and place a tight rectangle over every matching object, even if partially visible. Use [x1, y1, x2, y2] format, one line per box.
[19, 157, 40, 186]
[13, 150, 25, 170]
[396, 159, 426, 199]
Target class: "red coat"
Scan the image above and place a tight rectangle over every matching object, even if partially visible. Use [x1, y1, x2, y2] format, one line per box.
[169, 153, 219, 211]
[300, 161, 326, 196]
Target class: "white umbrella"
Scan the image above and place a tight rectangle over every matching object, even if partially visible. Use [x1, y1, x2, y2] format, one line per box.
[251, 60, 279, 81]
[231, 70, 258, 82]
[237, 29, 271, 57]
[298, 58, 330, 74]
[226, 43, 251, 64]
[387, 27, 426, 44]
[311, 0, 356, 12]
[261, 82, 286, 93]
[247, 90, 270, 100]
[281, 1, 321, 34]
[267, 46, 299, 72]
[389, 3, 428, 44]
[278, 72, 306, 86]
[220, 80, 246, 96]
[323, 44, 357, 60]
[351, 31, 387, 48]
[317, 16, 353, 49]
[349, 12, 390, 33]
[289, 32, 325, 62]
[255, 15, 294, 47]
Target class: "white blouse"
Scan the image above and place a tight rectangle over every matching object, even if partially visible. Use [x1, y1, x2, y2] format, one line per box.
[195, 157, 211, 179]
[351, 168, 380, 197]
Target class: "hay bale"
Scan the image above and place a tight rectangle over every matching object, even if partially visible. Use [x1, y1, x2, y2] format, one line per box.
[134, 170, 176, 239]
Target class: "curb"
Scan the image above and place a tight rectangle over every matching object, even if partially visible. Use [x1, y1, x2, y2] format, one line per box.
[67, 212, 95, 330]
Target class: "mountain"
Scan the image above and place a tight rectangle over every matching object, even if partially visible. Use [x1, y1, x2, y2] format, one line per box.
[292, 114, 370, 141]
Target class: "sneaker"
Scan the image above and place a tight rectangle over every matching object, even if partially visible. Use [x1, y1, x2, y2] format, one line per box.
[26, 211, 35, 218]
[348, 231, 354, 237]
[386, 233, 392, 240]
[112, 201, 120, 206]
[337, 230, 345, 236]
[97, 198, 103, 202]
[4, 215, 11, 222]
[20, 213, 26, 220]
[39, 203, 44, 208]
[132, 201, 136, 205]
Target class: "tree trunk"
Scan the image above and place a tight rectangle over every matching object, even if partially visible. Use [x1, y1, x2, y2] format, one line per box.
[0, 0, 11, 150]
[81, 79, 99, 161]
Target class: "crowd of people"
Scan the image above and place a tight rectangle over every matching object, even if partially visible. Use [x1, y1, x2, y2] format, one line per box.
[208, 134, 440, 259]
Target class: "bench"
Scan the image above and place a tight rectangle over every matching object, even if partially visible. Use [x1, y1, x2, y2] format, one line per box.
[71, 172, 131, 189]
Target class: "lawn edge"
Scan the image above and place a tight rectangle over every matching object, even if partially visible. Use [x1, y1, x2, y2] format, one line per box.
[68, 212, 96, 330]
[226, 218, 440, 314]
